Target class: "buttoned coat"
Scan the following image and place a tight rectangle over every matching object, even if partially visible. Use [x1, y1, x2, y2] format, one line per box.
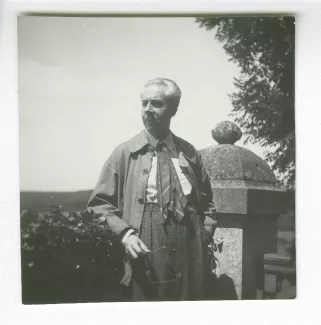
[88, 130, 216, 286]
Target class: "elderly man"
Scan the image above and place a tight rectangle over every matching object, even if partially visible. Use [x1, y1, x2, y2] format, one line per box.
[88, 78, 217, 301]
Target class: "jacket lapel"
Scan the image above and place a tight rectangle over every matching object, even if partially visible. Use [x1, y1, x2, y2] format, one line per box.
[171, 134, 198, 190]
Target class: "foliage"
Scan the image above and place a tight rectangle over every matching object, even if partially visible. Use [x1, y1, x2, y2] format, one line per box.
[21, 204, 295, 303]
[21, 206, 126, 304]
[196, 17, 295, 189]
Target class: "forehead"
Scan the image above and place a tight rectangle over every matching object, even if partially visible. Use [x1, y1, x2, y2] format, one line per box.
[141, 84, 167, 100]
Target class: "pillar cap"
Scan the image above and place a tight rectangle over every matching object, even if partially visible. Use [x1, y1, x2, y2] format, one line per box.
[202, 121, 276, 185]
[212, 121, 242, 145]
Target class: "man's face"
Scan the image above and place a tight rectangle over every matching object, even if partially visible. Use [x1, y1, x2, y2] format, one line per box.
[141, 84, 174, 135]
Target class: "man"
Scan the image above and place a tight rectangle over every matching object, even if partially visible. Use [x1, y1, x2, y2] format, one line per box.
[88, 78, 217, 301]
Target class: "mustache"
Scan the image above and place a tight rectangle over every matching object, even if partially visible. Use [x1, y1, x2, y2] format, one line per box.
[143, 113, 159, 121]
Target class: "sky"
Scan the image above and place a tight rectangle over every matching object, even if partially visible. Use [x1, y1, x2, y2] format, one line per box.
[18, 16, 264, 191]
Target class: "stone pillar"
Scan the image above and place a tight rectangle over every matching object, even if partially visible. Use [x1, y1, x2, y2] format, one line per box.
[201, 121, 287, 300]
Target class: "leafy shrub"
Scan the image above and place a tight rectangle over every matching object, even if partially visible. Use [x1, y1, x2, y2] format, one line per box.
[21, 206, 127, 304]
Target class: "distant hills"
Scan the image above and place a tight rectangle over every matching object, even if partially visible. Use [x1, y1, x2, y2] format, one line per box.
[20, 190, 93, 213]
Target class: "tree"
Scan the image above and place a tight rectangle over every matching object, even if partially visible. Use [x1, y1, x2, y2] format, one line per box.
[196, 17, 295, 189]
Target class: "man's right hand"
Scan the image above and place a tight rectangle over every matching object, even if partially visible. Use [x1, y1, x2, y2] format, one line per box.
[124, 235, 150, 260]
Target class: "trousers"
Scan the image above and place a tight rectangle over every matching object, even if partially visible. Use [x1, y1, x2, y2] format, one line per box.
[130, 203, 210, 301]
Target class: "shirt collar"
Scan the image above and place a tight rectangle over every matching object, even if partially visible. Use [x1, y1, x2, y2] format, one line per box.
[128, 130, 175, 154]
[128, 130, 196, 165]
[146, 130, 174, 151]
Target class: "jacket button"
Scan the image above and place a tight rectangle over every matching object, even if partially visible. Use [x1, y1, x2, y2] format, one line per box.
[138, 198, 144, 204]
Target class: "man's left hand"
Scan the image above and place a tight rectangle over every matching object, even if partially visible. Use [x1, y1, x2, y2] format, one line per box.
[204, 214, 217, 238]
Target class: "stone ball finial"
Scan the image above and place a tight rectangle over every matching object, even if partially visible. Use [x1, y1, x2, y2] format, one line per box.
[212, 121, 242, 145]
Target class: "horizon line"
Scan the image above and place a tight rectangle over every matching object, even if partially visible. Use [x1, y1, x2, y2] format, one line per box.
[20, 189, 93, 193]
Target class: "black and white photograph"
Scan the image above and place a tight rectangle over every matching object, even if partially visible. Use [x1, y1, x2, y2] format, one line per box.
[18, 16, 296, 304]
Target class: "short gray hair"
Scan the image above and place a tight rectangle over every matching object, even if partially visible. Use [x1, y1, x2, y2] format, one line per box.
[144, 78, 182, 114]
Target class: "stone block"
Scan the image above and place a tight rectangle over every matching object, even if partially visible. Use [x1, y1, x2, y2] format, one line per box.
[211, 185, 287, 215]
[211, 209, 279, 300]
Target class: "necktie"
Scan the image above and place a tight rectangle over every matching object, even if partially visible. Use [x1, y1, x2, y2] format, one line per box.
[156, 141, 188, 222]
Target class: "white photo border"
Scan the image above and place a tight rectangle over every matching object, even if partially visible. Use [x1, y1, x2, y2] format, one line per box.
[1, 0, 321, 324]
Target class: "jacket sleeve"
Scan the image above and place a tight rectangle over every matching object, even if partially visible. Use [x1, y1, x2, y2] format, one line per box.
[87, 149, 132, 238]
[197, 151, 218, 229]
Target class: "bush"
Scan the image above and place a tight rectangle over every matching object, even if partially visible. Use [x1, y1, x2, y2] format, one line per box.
[21, 206, 127, 304]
